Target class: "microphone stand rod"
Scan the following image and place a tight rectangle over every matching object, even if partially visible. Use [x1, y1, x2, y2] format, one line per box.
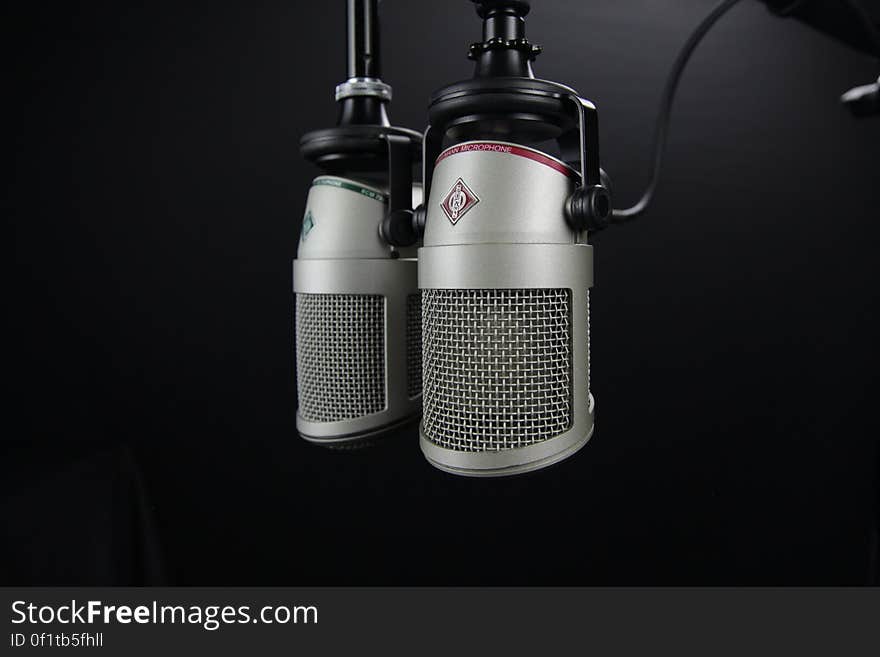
[348, 0, 382, 79]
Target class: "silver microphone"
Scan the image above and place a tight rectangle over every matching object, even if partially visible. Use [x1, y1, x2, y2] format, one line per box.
[294, 179, 422, 446]
[415, 0, 611, 475]
[418, 143, 594, 475]
[294, 0, 422, 447]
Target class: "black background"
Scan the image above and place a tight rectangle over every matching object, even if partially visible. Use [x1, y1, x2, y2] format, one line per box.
[4, 0, 879, 585]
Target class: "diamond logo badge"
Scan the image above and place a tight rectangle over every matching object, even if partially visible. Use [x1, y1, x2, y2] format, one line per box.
[440, 178, 479, 225]
[301, 209, 315, 240]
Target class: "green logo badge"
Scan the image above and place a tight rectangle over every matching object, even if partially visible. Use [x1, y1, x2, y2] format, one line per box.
[301, 210, 315, 240]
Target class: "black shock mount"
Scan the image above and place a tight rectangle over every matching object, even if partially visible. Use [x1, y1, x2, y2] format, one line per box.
[299, 0, 422, 248]
[414, 0, 612, 236]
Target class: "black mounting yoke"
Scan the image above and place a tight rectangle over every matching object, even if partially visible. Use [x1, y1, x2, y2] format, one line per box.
[299, 0, 421, 247]
[415, 0, 612, 233]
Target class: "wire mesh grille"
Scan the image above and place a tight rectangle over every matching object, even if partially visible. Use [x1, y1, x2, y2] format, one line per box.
[406, 294, 422, 399]
[421, 288, 572, 452]
[295, 293, 385, 422]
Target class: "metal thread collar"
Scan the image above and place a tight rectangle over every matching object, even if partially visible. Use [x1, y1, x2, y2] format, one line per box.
[335, 77, 392, 102]
[468, 36, 542, 61]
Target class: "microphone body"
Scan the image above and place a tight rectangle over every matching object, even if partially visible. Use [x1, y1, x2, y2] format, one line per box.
[418, 141, 594, 476]
[294, 176, 422, 446]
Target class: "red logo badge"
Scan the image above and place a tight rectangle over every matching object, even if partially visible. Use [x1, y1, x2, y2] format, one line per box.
[439, 178, 479, 225]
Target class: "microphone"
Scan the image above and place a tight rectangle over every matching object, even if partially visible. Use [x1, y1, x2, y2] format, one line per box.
[294, 0, 422, 448]
[407, 0, 879, 474]
[415, 1, 611, 476]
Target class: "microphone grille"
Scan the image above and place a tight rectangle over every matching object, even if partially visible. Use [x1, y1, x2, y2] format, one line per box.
[421, 288, 573, 452]
[406, 294, 423, 399]
[295, 293, 386, 422]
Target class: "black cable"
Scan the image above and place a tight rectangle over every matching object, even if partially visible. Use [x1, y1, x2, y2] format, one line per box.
[612, 0, 880, 222]
[611, 0, 745, 222]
